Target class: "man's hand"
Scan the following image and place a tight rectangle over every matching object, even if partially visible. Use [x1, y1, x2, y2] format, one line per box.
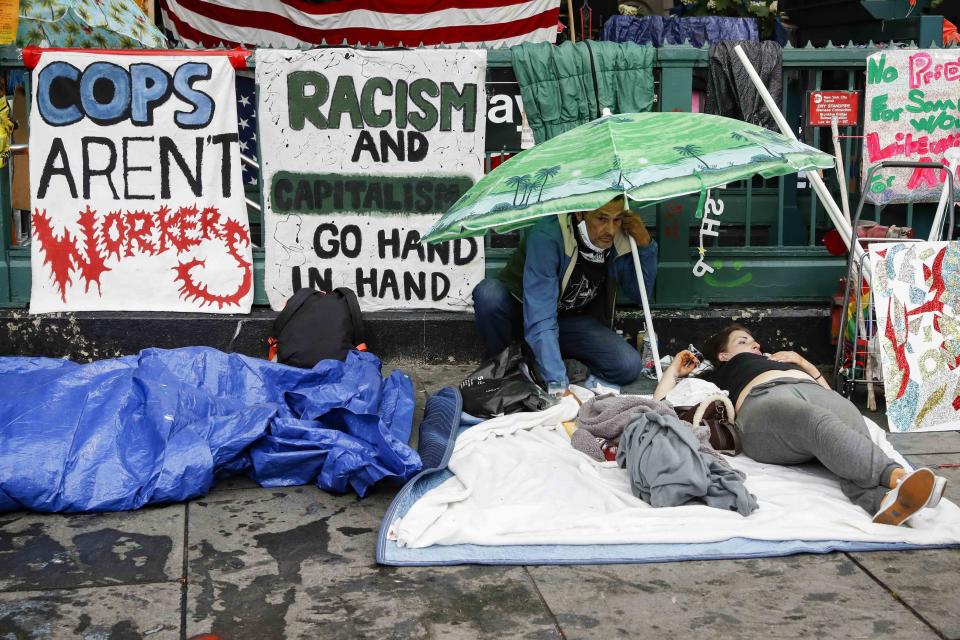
[621, 212, 651, 247]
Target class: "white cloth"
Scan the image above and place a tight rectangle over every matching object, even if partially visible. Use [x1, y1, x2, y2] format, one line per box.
[390, 396, 960, 549]
[663, 377, 728, 408]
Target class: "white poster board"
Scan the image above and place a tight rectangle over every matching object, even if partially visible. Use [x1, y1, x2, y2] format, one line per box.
[862, 50, 960, 204]
[256, 48, 487, 312]
[870, 241, 960, 432]
[29, 51, 253, 314]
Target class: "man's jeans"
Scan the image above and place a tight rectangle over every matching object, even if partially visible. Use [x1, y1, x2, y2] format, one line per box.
[472, 278, 642, 385]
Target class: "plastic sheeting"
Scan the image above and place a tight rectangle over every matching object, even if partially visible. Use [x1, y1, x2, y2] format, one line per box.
[0, 348, 421, 513]
[601, 15, 758, 48]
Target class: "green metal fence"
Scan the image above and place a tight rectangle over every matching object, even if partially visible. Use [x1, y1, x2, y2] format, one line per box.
[0, 43, 930, 309]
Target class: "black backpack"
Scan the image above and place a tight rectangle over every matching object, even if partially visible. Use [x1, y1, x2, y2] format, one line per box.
[267, 287, 366, 368]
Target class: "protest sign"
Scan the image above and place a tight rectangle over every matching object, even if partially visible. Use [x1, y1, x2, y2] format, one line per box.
[862, 50, 960, 204]
[256, 48, 487, 312]
[28, 50, 253, 313]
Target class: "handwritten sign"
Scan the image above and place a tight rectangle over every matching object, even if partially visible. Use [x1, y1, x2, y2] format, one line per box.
[28, 51, 253, 313]
[862, 50, 960, 204]
[807, 91, 860, 127]
[692, 192, 724, 277]
[256, 49, 487, 312]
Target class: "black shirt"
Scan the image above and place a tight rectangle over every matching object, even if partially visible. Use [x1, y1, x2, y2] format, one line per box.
[557, 218, 609, 313]
[704, 352, 807, 404]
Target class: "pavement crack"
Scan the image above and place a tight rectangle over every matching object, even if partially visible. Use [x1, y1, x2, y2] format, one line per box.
[180, 502, 190, 640]
[844, 552, 949, 640]
[522, 566, 567, 640]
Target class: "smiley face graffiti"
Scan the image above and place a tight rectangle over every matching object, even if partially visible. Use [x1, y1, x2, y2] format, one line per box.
[703, 259, 754, 288]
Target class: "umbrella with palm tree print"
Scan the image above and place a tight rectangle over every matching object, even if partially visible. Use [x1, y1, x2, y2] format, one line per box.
[17, 0, 167, 49]
[423, 111, 834, 380]
[423, 111, 834, 243]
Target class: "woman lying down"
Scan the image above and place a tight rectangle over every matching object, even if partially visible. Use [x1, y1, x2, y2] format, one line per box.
[653, 323, 947, 527]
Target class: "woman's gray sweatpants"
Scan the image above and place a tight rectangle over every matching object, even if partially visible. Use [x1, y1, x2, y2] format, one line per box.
[736, 379, 900, 515]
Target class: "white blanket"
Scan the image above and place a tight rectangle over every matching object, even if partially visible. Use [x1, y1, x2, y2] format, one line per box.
[391, 396, 960, 549]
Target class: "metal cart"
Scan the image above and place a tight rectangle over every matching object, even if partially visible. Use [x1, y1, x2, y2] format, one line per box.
[832, 160, 956, 399]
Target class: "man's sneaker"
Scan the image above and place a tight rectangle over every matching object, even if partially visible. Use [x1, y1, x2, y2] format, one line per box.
[872, 468, 937, 526]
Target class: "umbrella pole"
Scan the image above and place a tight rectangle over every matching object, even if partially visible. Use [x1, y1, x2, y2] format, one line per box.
[628, 236, 663, 380]
[830, 117, 851, 224]
[732, 45, 868, 277]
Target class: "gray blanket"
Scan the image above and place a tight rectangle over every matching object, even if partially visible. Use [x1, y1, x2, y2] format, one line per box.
[572, 394, 734, 471]
[617, 411, 758, 516]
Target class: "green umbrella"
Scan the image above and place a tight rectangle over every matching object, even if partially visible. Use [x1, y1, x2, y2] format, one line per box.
[17, 0, 167, 49]
[424, 111, 834, 381]
[423, 111, 834, 243]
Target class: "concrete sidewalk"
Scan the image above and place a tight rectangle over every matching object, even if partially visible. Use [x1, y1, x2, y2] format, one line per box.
[1, 360, 959, 639]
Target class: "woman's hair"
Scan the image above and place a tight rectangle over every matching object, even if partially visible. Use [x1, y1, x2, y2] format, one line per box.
[702, 323, 751, 365]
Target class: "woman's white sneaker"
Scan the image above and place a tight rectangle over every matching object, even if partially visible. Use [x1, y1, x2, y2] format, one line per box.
[926, 475, 948, 509]
[872, 468, 937, 527]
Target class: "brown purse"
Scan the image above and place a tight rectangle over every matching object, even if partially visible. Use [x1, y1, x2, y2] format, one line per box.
[675, 394, 742, 456]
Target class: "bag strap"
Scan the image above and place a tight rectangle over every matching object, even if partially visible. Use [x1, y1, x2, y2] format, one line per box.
[692, 394, 741, 456]
[691, 393, 736, 427]
[721, 422, 743, 456]
[334, 287, 365, 346]
[271, 287, 318, 338]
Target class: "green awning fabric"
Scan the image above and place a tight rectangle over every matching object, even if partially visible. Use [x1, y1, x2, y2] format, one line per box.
[510, 40, 655, 144]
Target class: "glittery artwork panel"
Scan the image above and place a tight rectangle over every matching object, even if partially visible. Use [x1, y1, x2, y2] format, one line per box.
[870, 241, 960, 432]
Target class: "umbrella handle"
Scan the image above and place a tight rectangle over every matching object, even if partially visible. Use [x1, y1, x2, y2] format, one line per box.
[628, 236, 662, 381]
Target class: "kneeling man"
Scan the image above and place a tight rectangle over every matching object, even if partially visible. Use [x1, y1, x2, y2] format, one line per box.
[472, 196, 658, 395]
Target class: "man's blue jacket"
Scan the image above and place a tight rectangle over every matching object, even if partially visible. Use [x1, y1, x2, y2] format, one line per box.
[497, 214, 658, 388]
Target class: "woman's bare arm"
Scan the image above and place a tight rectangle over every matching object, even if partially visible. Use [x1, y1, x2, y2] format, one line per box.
[769, 350, 830, 389]
[652, 350, 699, 401]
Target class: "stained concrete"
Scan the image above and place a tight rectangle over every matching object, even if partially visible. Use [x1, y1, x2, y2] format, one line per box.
[906, 454, 960, 505]
[889, 432, 960, 455]
[185, 488, 560, 639]
[0, 584, 182, 639]
[1, 361, 959, 639]
[848, 548, 960, 640]
[0, 506, 184, 592]
[528, 555, 941, 639]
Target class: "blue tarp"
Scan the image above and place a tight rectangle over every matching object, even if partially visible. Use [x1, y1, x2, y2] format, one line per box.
[0, 348, 421, 513]
[601, 15, 758, 48]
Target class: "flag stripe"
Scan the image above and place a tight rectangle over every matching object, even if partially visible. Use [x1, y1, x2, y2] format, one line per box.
[211, 0, 545, 16]
[161, 0, 559, 48]
[176, 0, 559, 32]
[162, 3, 243, 47]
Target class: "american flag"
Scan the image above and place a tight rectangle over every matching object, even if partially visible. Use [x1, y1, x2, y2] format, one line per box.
[235, 73, 258, 188]
[159, 0, 560, 49]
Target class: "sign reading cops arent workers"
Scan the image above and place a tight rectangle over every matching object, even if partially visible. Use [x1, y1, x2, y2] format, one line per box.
[28, 50, 253, 314]
[863, 50, 960, 204]
[256, 49, 487, 312]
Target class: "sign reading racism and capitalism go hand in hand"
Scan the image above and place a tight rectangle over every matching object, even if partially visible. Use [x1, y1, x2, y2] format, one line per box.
[256, 49, 487, 312]
[863, 50, 960, 204]
[28, 50, 254, 314]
